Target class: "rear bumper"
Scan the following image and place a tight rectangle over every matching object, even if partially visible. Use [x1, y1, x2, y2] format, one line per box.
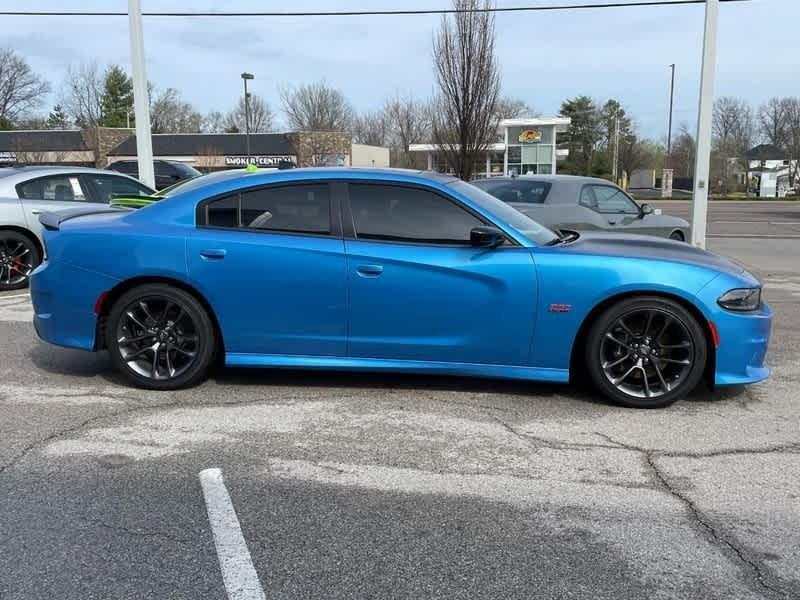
[30, 260, 118, 351]
[713, 302, 772, 386]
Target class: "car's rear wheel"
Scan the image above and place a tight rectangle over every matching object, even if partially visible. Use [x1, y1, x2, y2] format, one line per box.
[585, 296, 707, 408]
[0, 230, 40, 291]
[669, 231, 685, 241]
[106, 284, 215, 390]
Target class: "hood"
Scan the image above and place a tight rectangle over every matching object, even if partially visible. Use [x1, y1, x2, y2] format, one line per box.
[556, 231, 747, 277]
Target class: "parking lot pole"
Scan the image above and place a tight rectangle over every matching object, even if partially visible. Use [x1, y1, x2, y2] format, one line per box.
[128, 0, 155, 189]
[690, 0, 719, 249]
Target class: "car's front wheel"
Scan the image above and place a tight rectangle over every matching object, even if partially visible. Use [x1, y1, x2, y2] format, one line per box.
[105, 284, 216, 390]
[585, 296, 707, 408]
[0, 230, 41, 291]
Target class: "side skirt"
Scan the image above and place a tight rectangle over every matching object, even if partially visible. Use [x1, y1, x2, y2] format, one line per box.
[225, 353, 570, 384]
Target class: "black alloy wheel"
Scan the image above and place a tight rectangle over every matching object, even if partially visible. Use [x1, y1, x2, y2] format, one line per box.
[586, 296, 707, 408]
[106, 284, 216, 390]
[0, 231, 40, 291]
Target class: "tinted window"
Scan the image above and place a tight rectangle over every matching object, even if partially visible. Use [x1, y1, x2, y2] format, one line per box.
[473, 179, 551, 204]
[582, 185, 639, 214]
[349, 183, 483, 244]
[203, 184, 331, 234]
[86, 175, 153, 203]
[241, 185, 330, 233]
[110, 161, 137, 174]
[17, 175, 88, 202]
[172, 162, 202, 178]
[206, 194, 239, 228]
[447, 180, 559, 246]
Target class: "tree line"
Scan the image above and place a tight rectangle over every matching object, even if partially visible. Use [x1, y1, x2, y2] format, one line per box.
[0, 0, 797, 185]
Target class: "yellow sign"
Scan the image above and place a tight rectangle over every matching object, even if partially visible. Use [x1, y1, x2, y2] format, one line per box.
[518, 129, 542, 144]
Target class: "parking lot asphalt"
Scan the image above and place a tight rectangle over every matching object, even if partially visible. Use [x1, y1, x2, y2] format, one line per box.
[1, 204, 799, 599]
[654, 200, 800, 239]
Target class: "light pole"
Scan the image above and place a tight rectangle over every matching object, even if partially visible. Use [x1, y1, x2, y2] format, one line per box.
[666, 63, 675, 166]
[690, 0, 719, 249]
[241, 72, 254, 160]
[127, 0, 155, 189]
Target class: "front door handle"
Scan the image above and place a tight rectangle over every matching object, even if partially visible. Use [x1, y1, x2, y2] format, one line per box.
[31, 209, 42, 215]
[200, 249, 227, 260]
[356, 264, 384, 277]
[607, 219, 617, 225]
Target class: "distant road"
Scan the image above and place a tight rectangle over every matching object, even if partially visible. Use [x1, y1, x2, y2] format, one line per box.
[652, 200, 800, 238]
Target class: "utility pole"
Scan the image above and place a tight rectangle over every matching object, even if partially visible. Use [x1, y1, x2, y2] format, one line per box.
[241, 72, 254, 161]
[666, 63, 675, 166]
[690, 0, 719, 249]
[612, 112, 620, 184]
[127, 0, 155, 189]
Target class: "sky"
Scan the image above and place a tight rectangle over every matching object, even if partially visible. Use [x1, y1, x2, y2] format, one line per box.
[3, 0, 799, 141]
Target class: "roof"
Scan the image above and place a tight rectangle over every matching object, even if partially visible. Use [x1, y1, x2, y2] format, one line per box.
[499, 117, 572, 131]
[477, 174, 611, 185]
[0, 130, 88, 152]
[745, 144, 788, 161]
[108, 133, 294, 157]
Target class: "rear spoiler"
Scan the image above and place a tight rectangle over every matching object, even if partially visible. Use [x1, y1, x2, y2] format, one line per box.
[39, 205, 132, 231]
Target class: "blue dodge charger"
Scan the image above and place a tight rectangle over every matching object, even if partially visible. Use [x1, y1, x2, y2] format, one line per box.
[30, 168, 771, 408]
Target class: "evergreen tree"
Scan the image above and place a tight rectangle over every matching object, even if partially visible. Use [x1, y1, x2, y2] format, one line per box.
[45, 104, 70, 129]
[559, 96, 602, 176]
[99, 65, 133, 127]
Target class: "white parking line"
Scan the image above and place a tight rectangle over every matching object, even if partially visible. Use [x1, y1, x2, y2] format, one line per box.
[0, 293, 31, 300]
[199, 468, 266, 600]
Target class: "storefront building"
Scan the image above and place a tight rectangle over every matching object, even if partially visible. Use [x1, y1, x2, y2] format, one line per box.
[408, 117, 571, 178]
[0, 128, 390, 172]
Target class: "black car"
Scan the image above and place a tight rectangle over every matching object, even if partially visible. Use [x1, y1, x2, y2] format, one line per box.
[105, 159, 201, 190]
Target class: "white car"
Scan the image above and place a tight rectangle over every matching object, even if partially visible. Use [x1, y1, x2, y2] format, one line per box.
[0, 166, 154, 290]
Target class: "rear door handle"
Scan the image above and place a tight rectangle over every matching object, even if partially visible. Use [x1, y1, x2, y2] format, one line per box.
[31, 209, 42, 215]
[200, 249, 227, 260]
[356, 264, 384, 277]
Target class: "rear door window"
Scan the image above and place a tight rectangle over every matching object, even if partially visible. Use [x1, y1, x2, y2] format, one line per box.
[16, 175, 89, 202]
[202, 184, 332, 235]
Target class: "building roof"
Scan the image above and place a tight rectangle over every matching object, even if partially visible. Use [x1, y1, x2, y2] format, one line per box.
[745, 144, 788, 161]
[108, 133, 294, 157]
[0, 129, 88, 152]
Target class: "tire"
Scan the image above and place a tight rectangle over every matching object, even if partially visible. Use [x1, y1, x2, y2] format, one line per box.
[585, 296, 707, 408]
[105, 283, 216, 390]
[0, 230, 41, 291]
[669, 231, 685, 242]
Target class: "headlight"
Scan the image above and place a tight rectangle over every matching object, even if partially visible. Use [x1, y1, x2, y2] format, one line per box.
[717, 288, 762, 312]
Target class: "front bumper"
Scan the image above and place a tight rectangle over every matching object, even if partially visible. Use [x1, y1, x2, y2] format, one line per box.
[30, 260, 118, 352]
[712, 302, 772, 386]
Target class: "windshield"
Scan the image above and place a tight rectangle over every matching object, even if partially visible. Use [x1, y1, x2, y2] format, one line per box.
[447, 180, 559, 246]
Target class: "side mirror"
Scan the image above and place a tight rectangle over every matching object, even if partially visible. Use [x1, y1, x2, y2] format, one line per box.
[640, 203, 654, 218]
[470, 226, 505, 248]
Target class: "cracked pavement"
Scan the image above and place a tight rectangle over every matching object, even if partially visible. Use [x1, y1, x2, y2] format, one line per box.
[0, 236, 798, 599]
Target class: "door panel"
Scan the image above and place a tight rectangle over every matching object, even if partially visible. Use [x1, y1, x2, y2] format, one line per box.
[187, 229, 347, 356]
[345, 240, 538, 365]
[17, 174, 94, 237]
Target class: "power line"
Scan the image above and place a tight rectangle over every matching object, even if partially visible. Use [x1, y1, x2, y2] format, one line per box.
[0, 0, 752, 18]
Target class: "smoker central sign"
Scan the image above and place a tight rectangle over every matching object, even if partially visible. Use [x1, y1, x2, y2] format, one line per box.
[224, 155, 295, 167]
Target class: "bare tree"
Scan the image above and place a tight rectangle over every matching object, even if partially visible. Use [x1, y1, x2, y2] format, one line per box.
[494, 97, 536, 120]
[224, 94, 274, 133]
[60, 62, 104, 128]
[0, 48, 50, 123]
[783, 98, 800, 187]
[202, 110, 226, 133]
[758, 97, 787, 149]
[619, 135, 657, 180]
[712, 96, 754, 193]
[150, 88, 202, 133]
[670, 123, 696, 179]
[431, 0, 501, 180]
[384, 93, 432, 168]
[352, 109, 389, 146]
[281, 80, 353, 131]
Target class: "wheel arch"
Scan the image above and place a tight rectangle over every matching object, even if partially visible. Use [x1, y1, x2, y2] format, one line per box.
[94, 275, 225, 358]
[0, 225, 44, 259]
[669, 229, 686, 241]
[569, 290, 716, 389]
